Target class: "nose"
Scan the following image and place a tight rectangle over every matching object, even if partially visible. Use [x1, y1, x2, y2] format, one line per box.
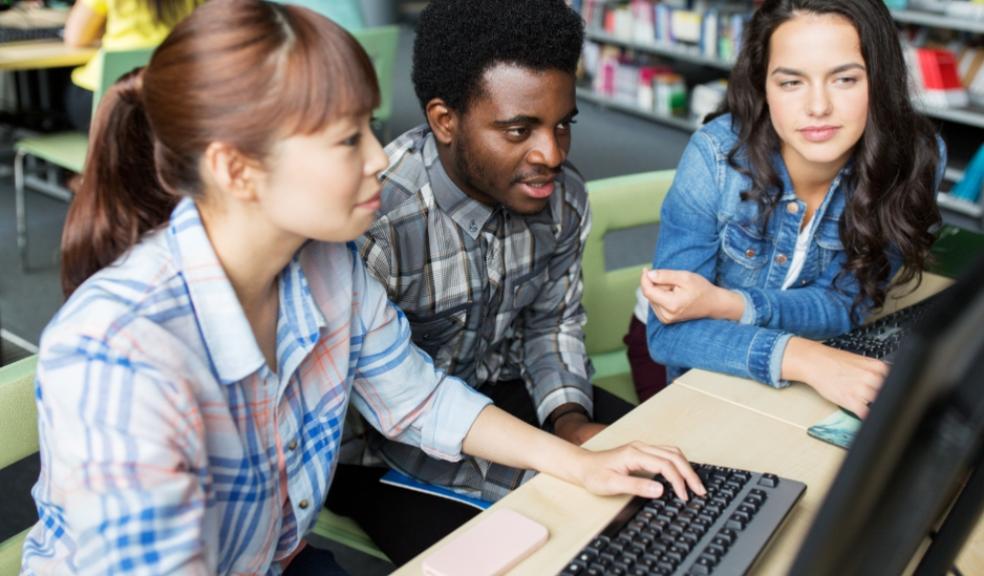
[364, 130, 389, 177]
[807, 84, 833, 118]
[527, 130, 566, 169]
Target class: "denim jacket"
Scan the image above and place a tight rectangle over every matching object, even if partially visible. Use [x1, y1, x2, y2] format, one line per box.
[647, 114, 945, 387]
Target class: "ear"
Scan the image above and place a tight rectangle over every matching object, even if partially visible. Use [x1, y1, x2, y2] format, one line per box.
[202, 141, 262, 202]
[425, 98, 457, 146]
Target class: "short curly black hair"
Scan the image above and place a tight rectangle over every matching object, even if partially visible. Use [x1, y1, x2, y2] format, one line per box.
[412, 0, 585, 113]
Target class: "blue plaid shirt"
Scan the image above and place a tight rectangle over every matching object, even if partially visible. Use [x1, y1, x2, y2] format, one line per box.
[21, 198, 491, 575]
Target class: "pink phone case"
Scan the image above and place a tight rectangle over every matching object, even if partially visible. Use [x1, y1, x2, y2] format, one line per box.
[422, 508, 550, 576]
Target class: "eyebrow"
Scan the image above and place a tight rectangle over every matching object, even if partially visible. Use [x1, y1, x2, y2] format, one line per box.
[492, 107, 580, 127]
[770, 63, 866, 77]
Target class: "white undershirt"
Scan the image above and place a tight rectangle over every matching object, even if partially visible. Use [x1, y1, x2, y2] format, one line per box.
[781, 224, 812, 290]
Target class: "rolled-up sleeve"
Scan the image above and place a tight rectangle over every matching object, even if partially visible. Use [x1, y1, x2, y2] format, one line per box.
[351, 251, 492, 461]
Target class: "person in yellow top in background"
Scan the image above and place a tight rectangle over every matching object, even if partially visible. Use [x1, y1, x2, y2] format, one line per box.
[62, 0, 201, 131]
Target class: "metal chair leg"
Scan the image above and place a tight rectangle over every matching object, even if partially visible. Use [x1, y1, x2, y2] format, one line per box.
[13, 149, 28, 271]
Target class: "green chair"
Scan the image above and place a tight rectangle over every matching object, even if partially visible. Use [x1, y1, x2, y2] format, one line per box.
[582, 170, 676, 405]
[0, 356, 40, 576]
[352, 25, 399, 141]
[14, 46, 156, 270]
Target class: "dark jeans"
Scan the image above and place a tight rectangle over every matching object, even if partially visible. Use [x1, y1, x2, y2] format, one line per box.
[325, 381, 633, 566]
[624, 315, 668, 402]
[282, 545, 348, 576]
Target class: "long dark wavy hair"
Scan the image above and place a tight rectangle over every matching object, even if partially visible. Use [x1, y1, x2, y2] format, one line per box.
[713, 0, 941, 320]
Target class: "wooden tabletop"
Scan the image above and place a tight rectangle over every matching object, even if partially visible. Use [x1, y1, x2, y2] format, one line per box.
[393, 271, 982, 575]
[0, 40, 96, 71]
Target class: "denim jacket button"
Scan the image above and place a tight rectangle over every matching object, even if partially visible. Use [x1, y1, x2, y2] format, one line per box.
[745, 248, 756, 258]
[786, 202, 799, 214]
[776, 254, 788, 265]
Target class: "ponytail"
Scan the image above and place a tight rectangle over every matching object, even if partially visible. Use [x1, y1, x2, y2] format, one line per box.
[60, 69, 177, 297]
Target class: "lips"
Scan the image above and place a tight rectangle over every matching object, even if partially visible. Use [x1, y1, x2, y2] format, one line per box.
[799, 125, 841, 143]
[356, 192, 381, 210]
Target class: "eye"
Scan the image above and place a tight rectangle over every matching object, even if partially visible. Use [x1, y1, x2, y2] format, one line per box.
[506, 126, 529, 139]
[341, 131, 361, 146]
[779, 79, 801, 88]
[557, 119, 578, 131]
[834, 76, 859, 86]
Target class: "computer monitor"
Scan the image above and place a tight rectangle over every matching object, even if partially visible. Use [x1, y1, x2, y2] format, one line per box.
[790, 254, 984, 575]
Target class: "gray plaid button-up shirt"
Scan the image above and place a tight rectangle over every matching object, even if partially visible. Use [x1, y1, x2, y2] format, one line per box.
[339, 125, 594, 500]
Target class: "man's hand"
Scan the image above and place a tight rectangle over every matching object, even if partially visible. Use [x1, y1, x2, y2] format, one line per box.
[641, 269, 745, 324]
[552, 411, 606, 445]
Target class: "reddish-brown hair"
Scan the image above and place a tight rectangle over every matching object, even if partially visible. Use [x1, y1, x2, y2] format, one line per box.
[61, 0, 380, 297]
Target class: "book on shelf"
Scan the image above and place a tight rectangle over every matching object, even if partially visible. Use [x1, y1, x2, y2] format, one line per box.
[579, 0, 749, 63]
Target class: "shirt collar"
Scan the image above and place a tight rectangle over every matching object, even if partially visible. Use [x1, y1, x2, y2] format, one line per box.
[167, 198, 326, 385]
[422, 131, 498, 240]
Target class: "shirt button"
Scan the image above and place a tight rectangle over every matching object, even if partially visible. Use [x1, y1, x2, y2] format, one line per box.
[786, 202, 799, 214]
[298, 499, 310, 510]
[288, 439, 298, 451]
[776, 254, 788, 265]
[745, 248, 756, 258]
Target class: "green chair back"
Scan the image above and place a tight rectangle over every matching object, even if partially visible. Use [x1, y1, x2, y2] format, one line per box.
[0, 356, 40, 576]
[583, 170, 675, 404]
[352, 25, 399, 125]
[92, 46, 158, 114]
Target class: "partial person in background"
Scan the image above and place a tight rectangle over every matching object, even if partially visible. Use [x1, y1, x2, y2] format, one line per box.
[63, 0, 200, 131]
[631, 0, 945, 416]
[22, 1, 703, 574]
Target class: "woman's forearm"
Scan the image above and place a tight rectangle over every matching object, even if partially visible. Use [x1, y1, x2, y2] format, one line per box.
[461, 405, 586, 486]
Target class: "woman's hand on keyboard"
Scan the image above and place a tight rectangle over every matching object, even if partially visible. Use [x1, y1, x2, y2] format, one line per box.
[782, 337, 889, 418]
[575, 442, 707, 501]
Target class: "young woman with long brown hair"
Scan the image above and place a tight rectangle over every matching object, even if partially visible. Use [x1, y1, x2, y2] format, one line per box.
[22, 1, 703, 573]
[633, 0, 944, 418]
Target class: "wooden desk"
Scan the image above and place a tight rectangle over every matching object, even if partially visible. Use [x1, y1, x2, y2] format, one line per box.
[0, 41, 95, 71]
[393, 270, 982, 575]
[0, 7, 93, 71]
[395, 384, 848, 576]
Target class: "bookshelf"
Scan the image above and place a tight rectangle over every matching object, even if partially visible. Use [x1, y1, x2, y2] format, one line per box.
[585, 29, 733, 71]
[889, 8, 984, 34]
[576, 3, 984, 231]
[576, 87, 699, 130]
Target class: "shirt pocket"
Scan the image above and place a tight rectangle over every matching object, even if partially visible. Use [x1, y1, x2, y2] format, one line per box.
[719, 222, 769, 288]
[815, 218, 845, 275]
[407, 304, 469, 359]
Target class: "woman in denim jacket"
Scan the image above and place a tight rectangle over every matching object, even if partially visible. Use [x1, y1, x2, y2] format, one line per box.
[630, 0, 944, 418]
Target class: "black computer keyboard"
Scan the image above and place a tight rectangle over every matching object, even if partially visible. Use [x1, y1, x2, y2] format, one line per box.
[822, 294, 940, 361]
[560, 464, 806, 576]
[0, 26, 62, 44]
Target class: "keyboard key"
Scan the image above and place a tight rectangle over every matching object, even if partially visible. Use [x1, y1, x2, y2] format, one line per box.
[562, 561, 585, 574]
[629, 567, 646, 576]
[750, 488, 767, 500]
[711, 536, 730, 549]
[586, 564, 604, 576]
[609, 566, 626, 576]
[717, 528, 738, 543]
[733, 511, 751, 524]
[758, 473, 779, 488]
[738, 504, 756, 516]
[689, 565, 711, 576]
[707, 544, 726, 558]
[577, 551, 596, 564]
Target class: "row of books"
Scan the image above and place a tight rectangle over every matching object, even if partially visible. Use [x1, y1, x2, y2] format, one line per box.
[906, 45, 984, 108]
[582, 41, 729, 121]
[578, 0, 750, 62]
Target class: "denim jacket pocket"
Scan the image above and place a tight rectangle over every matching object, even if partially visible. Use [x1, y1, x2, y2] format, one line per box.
[815, 218, 845, 273]
[720, 223, 769, 288]
[407, 304, 469, 358]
